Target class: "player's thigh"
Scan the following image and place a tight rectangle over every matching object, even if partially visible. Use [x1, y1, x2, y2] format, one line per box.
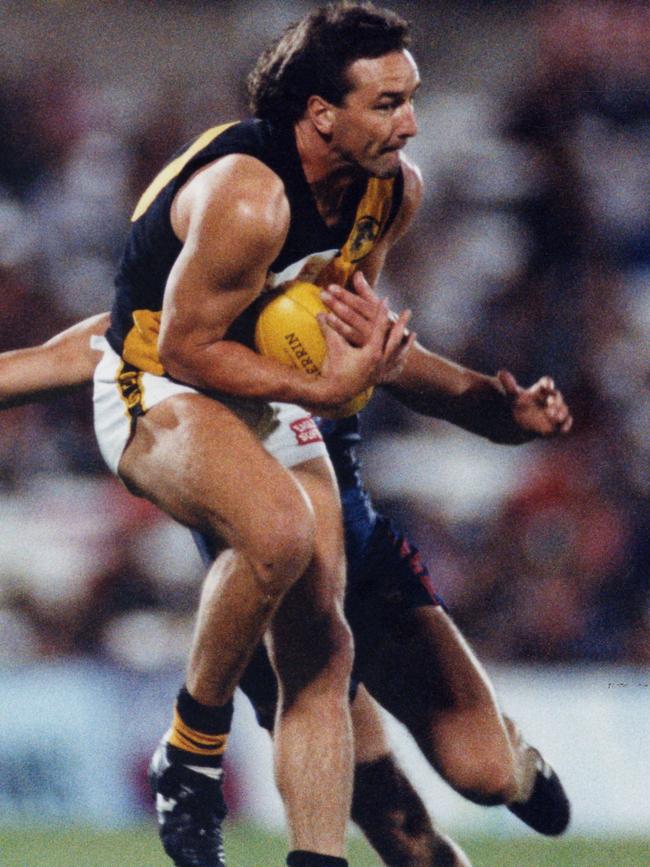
[356, 605, 503, 735]
[287, 456, 347, 609]
[118, 393, 315, 556]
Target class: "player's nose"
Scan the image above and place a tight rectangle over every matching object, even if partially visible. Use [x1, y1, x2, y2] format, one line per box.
[396, 101, 417, 139]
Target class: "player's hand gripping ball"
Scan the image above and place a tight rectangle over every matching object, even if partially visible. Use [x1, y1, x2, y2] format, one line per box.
[254, 280, 374, 418]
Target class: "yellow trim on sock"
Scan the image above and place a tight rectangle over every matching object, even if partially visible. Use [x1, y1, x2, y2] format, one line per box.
[168, 708, 228, 756]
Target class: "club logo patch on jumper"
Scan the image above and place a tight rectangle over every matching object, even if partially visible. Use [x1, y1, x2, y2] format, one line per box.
[349, 215, 380, 262]
[290, 416, 323, 446]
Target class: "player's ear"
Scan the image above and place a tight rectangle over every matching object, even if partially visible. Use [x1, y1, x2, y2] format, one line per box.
[306, 94, 336, 135]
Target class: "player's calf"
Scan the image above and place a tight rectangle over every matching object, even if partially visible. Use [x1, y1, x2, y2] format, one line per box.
[351, 755, 472, 866]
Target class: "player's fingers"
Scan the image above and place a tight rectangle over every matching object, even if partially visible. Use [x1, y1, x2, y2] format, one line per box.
[545, 392, 569, 420]
[323, 283, 377, 319]
[554, 405, 572, 430]
[539, 375, 555, 391]
[536, 375, 557, 401]
[542, 391, 573, 435]
[352, 270, 371, 290]
[321, 289, 373, 344]
[383, 308, 412, 358]
[321, 311, 359, 344]
[352, 270, 381, 304]
[380, 330, 416, 383]
[364, 301, 394, 362]
[322, 284, 365, 312]
[497, 368, 520, 396]
[316, 312, 346, 351]
[393, 330, 416, 368]
[367, 297, 391, 340]
[560, 414, 574, 434]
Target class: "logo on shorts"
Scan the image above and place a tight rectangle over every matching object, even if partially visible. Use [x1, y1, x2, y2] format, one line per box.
[117, 362, 144, 418]
[290, 417, 323, 446]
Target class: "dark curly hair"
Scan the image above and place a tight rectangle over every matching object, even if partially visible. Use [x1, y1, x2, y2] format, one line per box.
[247, 2, 410, 126]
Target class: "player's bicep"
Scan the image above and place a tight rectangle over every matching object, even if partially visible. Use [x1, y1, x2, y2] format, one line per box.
[159, 157, 288, 367]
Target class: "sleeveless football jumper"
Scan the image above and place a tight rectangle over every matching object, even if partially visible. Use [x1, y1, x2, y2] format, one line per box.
[93, 119, 403, 474]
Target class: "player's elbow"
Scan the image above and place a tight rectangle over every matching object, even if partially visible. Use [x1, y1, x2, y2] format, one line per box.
[158, 328, 197, 382]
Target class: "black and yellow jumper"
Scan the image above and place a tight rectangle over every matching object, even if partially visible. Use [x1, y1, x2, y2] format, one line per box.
[107, 118, 404, 383]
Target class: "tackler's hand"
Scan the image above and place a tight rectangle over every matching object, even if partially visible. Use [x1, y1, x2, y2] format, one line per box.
[498, 370, 573, 438]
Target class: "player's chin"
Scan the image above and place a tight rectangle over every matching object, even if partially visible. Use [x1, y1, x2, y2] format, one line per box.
[373, 150, 402, 178]
[369, 152, 402, 179]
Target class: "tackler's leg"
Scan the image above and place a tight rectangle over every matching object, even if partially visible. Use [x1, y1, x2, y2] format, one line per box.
[350, 685, 472, 866]
[356, 605, 569, 836]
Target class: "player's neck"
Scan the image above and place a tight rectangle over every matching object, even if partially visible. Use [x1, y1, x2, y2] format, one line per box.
[293, 121, 364, 227]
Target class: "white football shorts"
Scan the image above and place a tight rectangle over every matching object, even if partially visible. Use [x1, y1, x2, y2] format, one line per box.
[91, 336, 327, 476]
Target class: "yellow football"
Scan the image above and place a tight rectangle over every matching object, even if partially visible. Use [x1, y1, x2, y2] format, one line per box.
[254, 280, 374, 419]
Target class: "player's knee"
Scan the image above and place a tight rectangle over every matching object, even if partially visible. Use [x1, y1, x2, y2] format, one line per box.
[252, 525, 315, 598]
[278, 612, 353, 707]
[451, 755, 518, 806]
[239, 499, 316, 599]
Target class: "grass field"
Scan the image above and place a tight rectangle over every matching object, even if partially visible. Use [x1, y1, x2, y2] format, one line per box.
[2, 823, 650, 867]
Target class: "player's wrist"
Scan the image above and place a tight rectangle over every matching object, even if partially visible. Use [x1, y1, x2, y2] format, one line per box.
[304, 376, 353, 411]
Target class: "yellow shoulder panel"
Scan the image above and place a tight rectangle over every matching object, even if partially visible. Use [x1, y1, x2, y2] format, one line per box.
[131, 122, 238, 222]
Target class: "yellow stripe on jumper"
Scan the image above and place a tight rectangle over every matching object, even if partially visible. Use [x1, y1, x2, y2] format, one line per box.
[321, 176, 395, 289]
[122, 308, 164, 375]
[131, 122, 238, 222]
[116, 361, 145, 419]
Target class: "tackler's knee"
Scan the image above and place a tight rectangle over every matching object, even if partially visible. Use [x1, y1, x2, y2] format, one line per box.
[451, 755, 519, 806]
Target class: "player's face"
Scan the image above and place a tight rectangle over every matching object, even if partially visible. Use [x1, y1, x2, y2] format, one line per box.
[330, 50, 419, 178]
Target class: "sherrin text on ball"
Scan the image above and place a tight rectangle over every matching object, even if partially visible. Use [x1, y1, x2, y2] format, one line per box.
[254, 281, 373, 418]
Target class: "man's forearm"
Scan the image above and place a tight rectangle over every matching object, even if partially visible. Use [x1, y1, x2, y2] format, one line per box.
[0, 312, 108, 408]
[385, 344, 531, 445]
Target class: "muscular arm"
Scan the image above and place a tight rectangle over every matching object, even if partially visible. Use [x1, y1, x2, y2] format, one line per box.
[159, 154, 404, 413]
[0, 313, 108, 409]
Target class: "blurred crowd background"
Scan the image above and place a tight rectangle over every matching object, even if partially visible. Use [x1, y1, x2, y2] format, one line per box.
[0, 0, 648, 675]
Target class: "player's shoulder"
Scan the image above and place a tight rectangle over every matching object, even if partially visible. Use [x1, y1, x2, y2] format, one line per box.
[201, 153, 286, 207]
[174, 151, 289, 245]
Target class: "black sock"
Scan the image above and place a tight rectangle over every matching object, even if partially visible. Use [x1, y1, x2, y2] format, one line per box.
[166, 685, 234, 767]
[286, 852, 348, 866]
